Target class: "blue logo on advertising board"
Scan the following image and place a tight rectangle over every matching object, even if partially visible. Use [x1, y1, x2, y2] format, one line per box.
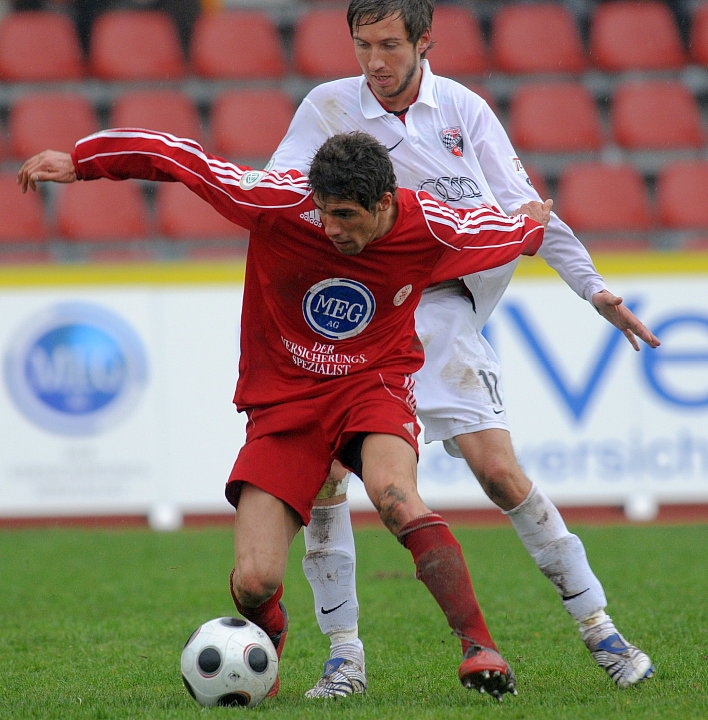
[4, 302, 148, 436]
[303, 278, 375, 340]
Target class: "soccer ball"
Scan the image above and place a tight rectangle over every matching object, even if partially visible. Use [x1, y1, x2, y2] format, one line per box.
[181, 616, 278, 708]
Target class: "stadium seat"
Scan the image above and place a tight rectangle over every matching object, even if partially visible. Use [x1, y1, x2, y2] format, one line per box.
[489, 3, 586, 74]
[189, 9, 286, 80]
[8, 92, 99, 161]
[428, 5, 486, 77]
[610, 80, 704, 150]
[110, 90, 204, 144]
[292, 7, 361, 78]
[55, 180, 150, 242]
[508, 81, 604, 153]
[88, 10, 185, 81]
[156, 183, 245, 240]
[556, 161, 653, 235]
[690, 4, 708, 66]
[155, 183, 249, 258]
[0, 11, 85, 81]
[656, 160, 708, 230]
[589, 1, 686, 71]
[210, 88, 294, 163]
[521, 162, 550, 203]
[0, 172, 48, 243]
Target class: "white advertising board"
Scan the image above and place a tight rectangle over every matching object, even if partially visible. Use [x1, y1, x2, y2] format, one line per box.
[1, 256, 706, 525]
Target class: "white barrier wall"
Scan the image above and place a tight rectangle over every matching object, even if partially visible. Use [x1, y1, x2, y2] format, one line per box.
[1, 254, 707, 526]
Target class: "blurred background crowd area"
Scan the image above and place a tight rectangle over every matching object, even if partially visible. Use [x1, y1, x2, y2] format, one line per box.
[0, 0, 706, 264]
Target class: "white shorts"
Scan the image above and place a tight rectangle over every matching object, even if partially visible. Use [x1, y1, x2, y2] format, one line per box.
[413, 280, 508, 458]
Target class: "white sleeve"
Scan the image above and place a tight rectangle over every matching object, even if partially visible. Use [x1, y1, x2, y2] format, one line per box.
[471, 101, 606, 302]
[268, 96, 334, 174]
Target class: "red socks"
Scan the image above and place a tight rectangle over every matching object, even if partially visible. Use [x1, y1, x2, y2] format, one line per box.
[397, 513, 497, 653]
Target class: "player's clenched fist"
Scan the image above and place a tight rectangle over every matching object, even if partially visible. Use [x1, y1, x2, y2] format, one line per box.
[17, 150, 76, 193]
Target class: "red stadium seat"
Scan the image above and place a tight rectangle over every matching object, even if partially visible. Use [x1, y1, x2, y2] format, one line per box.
[110, 90, 204, 144]
[292, 7, 361, 79]
[521, 162, 550, 203]
[0, 11, 85, 81]
[156, 183, 246, 240]
[490, 3, 586, 74]
[589, 1, 686, 72]
[690, 4, 708, 66]
[509, 81, 604, 153]
[557, 161, 653, 235]
[428, 5, 486, 77]
[0, 172, 48, 243]
[611, 80, 704, 150]
[8, 92, 99, 161]
[88, 10, 185, 81]
[210, 89, 294, 163]
[189, 10, 286, 80]
[656, 160, 708, 230]
[55, 180, 150, 242]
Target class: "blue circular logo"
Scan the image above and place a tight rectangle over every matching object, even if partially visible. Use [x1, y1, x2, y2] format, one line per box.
[4, 302, 148, 436]
[302, 278, 375, 340]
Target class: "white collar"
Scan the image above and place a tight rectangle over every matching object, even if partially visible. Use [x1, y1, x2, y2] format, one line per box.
[359, 59, 438, 119]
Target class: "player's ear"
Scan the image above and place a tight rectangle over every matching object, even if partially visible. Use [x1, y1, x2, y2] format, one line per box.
[417, 28, 432, 56]
[377, 191, 395, 213]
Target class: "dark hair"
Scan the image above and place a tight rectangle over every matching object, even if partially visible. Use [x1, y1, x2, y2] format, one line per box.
[308, 132, 397, 213]
[347, 0, 434, 46]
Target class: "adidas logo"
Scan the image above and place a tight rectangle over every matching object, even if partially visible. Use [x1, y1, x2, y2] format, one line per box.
[300, 209, 322, 227]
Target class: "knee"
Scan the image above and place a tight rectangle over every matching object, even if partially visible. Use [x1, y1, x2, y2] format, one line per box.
[230, 565, 279, 608]
[474, 458, 531, 510]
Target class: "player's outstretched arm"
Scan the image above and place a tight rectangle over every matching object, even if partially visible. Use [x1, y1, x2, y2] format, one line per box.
[17, 150, 77, 193]
[591, 289, 661, 351]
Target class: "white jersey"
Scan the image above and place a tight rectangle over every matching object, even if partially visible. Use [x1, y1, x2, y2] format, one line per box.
[270, 60, 606, 328]
[270, 60, 606, 449]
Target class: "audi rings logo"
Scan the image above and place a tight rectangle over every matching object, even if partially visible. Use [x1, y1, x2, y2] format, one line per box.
[302, 278, 375, 340]
[418, 176, 483, 203]
[4, 302, 148, 436]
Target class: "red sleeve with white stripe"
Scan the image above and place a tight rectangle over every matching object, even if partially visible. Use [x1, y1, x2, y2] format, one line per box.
[71, 128, 312, 230]
[412, 191, 544, 284]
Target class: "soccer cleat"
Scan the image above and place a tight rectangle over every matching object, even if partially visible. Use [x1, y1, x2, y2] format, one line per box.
[266, 602, 289, 699]
[458, 644, 517, 702]
[583, 626, 655, 688]
[304, 657, 368, 699]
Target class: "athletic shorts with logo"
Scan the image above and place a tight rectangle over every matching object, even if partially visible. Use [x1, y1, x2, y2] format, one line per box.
[225, 372, 420, 524]
[414, 281, 508, 458]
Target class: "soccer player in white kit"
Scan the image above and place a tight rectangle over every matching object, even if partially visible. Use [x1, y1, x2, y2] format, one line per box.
[268, 0, 659, 698]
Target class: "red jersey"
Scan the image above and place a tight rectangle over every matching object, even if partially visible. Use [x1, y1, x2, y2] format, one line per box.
[72, 129, 543, 410]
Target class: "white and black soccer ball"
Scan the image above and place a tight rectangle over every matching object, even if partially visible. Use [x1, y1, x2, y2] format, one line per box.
[181, 617, 278, 708]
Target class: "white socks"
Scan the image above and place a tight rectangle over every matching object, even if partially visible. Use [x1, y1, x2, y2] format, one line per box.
[505, 484, 607, 623]
[303, 500, 361, 652]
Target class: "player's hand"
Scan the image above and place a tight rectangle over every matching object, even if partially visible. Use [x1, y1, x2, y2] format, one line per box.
[515, 198, 553, 228]
[17, 150, 77, 193]
[591, 289, 661, 351]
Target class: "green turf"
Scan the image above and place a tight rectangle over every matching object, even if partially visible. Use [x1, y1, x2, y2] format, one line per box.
[0, 522, 705, 719]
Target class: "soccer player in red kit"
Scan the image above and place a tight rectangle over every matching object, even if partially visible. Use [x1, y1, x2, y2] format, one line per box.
[18, 129, 550, 700]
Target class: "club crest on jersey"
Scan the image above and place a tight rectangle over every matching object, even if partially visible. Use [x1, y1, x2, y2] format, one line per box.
[239, 169, 266, 189]
[303, 278, 375, 340]
[440, 127, 464, 157]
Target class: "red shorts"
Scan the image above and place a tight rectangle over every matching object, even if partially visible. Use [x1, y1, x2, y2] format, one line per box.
[226, 372, 420, 524]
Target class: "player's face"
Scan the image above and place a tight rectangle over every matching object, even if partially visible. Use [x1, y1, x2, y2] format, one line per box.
[352, 14, 430, 112]
[313, 193, 394, 256]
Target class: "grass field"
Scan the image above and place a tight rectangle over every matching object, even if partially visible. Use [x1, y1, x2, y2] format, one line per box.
[1, 521, 706, 719]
